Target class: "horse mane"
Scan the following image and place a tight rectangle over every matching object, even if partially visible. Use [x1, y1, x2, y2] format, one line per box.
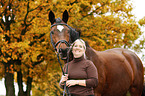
[69, 27, 80, 42]
[75, 28, 81, 37]
[85, 41, 90, 48]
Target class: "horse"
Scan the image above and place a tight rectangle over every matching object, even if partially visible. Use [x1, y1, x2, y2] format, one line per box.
[48, 10, 144, 96]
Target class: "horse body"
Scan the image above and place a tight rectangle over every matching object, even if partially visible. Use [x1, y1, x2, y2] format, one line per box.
[86, 47, 144, 96]
[48, 10, 144, 96]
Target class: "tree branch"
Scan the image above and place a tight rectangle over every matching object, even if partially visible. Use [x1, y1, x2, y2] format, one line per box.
[79, 2, 106, 20]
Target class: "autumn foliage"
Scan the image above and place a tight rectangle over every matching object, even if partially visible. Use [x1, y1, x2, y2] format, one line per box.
[0, 0, 144, 96]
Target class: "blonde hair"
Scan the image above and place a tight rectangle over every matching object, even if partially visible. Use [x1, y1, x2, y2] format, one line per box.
[71, 39, 86, 50]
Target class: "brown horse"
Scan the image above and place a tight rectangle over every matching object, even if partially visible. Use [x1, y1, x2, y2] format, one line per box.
[49, 10, 144, 96]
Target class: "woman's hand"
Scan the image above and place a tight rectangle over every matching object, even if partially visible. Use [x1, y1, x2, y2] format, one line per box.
[66, 80, 86, 87]
[60, 74, 68, 85]
[66, 80, 78, 87]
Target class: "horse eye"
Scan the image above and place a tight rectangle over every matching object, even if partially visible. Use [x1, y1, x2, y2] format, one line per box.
[51, 31, 54, 34]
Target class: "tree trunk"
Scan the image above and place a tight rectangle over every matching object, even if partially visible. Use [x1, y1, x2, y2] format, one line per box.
[17, 71, 25, 96]
[26, 77, 32, 96]
[5, 64, 15, 96]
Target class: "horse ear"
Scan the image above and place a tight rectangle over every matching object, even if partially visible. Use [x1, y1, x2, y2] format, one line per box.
[49, 11, 55, 24]
[76, 28, 81, 37]
[62, 10, 69, 23]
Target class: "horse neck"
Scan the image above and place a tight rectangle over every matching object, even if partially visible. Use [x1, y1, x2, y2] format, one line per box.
[85, 47, 101, 66]
[86, 47, 95, 58]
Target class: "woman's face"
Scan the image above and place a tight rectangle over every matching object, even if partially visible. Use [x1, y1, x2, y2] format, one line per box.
[72, 41, 85, 58]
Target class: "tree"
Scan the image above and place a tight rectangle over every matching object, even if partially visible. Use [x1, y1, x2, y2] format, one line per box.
[0, 0, 55, 96]
[0, 0, 144, 96]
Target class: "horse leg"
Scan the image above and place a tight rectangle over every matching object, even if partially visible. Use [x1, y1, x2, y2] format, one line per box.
[141, 84, 145, 96]
[122, 50, 144, 96]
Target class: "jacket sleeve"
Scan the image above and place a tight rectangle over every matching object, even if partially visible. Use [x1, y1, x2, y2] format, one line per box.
[86, 61, 98, 87]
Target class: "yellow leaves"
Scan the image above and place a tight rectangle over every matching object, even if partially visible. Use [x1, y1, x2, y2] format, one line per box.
[14, 72, 18, 82]
[31, 51, 40, 62]
[9, 64, 14, 74]
[28, 68, 34, 78]
[2, 58, 8, 63]
[0, 64, 4, 78]
[12, 54, 18, 60]
[70, 3, 80, 14]
[22, 53, 29, 61]
[52, 0, 57, 4]
[7, 57, 11, 61]
[138, 17, 145, 26]
[82, 10, 140, 50]
[32, 71, 63, 96]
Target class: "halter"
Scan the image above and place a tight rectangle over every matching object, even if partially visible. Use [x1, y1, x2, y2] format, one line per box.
[50, 23, 76, 52]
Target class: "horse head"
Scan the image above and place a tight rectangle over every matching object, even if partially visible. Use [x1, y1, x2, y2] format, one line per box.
[49, 10, 80, 60]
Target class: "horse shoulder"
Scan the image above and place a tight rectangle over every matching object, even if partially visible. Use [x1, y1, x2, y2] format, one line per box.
[86, 47, 106, 94]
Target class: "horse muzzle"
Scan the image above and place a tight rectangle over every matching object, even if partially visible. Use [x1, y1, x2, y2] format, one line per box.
[58, 48, 70, 60]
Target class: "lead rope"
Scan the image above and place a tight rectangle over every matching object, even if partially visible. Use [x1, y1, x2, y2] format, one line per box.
[62, 47, 71, 96]
[65, 48, 71, 96]
[62, 33, 72, 96]
[56, 43, 71, 96]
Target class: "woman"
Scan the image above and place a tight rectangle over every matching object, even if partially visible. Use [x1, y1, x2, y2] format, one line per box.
[59, 39, 98, 96]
